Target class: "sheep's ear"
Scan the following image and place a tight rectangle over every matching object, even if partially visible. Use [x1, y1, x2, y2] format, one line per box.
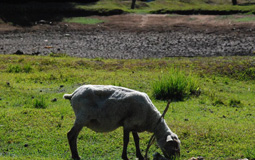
[166, 135, 173, 142]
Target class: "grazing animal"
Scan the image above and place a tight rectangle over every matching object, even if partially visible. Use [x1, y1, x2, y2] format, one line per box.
[64, 85, 180, 160]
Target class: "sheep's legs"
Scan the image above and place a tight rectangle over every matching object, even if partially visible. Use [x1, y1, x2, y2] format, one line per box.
[67, 124, 83, 160]
[132, 132, 144, 160]
[121, 130, 144, 160]
[122, 129, 130, 160]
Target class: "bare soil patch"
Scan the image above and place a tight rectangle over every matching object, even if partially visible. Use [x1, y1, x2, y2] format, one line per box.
[1, 14, 255, 58]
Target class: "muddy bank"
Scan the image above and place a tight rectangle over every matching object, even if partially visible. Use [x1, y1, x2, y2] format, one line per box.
[1, 14, 255, 59]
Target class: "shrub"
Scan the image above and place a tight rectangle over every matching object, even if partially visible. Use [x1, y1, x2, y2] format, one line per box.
[7, 65, 22, 73]
[7, 64, 32, 73]
[241, 68, 255, 80]
[23, 64, 32, 73]
[212, 99, 225, 106]
[33, 97, 47, 109]
[152, 68, 199, 101]
[229, 99, 242, 108]
[49, 53, 69, 57]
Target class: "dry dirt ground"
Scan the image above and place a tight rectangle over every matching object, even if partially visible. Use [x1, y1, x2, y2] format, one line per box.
[1, 14, 255, 58]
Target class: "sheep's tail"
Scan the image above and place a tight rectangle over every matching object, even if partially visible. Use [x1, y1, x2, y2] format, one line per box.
[63, 93, 73, 100]
[63, 86, 82, 100]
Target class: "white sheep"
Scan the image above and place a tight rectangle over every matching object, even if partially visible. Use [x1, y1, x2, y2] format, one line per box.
[64, 85, 180, 160]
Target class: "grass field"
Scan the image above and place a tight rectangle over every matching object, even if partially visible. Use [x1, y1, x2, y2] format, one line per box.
[0, 54, 255, 159]
[77, 0, 255, 14]
[63, 17, 104, 24]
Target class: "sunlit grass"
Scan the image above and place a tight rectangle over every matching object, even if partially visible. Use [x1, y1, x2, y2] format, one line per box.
[75, 0, 255, 14]
[63, 17, 104, 24]
[234, 15, 255, 22]
[152, 68, 199, 101]
[0, 55, 255, 159]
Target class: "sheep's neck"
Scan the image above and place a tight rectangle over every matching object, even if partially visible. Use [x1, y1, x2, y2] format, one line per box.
[153, 119, 172, 140]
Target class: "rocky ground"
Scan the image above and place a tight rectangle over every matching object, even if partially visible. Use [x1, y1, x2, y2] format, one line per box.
[1, 14, 255, 59]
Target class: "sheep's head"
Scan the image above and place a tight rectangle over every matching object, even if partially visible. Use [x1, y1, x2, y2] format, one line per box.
[158, 134, 180, 160]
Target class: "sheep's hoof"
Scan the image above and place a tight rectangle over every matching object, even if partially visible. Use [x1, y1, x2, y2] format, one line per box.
[137, 154, 144, 160]
[72, 156, 81, 160]
[122, 155, 129, 160]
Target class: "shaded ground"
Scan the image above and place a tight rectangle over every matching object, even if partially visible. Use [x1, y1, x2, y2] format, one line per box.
[1, 14, 255, 58]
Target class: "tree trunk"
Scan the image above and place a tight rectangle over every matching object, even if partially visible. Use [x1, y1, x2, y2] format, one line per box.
[232, 0, 237, 5]
[131, 0, 136, 9]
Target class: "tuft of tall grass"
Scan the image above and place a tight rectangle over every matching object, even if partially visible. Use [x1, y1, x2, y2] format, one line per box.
[23, 64, 32, 73]
[33, 96, 47, 109]
[152, 69, 199, 101]
[7, 65, 22, 73]
[7, 64, 32, 73]
[49, 52, 69, 57]
[229, 99, 242, 108]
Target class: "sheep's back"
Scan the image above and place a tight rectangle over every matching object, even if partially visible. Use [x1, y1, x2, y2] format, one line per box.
[70, 85, 160, 132]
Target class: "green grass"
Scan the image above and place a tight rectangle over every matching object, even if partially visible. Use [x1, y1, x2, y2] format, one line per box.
[152, 68, 199, 101]
[33, 96, 47, 109]
[7, 64, 32, 73]
[75, 0, 255, 15]
[63, 17, 104, 25]
[234, 15, 255, 22]
[2, 0, 255, 26]
[0, 55, 255, 160]
[215, 15, 255, 22]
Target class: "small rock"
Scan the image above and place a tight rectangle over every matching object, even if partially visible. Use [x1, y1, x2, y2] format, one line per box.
[38, 20, 47, 24]
[197, 157, 205, 160]
[189, 157, 205, 160]
[51, 98, 57, 102]
[64, 33, 70, 37]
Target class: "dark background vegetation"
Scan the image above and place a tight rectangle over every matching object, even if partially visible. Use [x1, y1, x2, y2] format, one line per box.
[0, 0, 98, 2]
[0, 0, 118, 26]
[0, 0, 255, 26]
